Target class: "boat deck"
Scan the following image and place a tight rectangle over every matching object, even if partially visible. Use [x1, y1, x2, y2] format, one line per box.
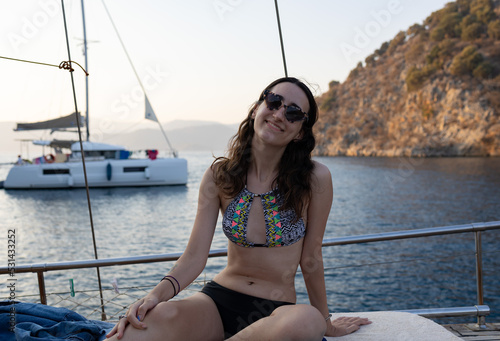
[445, 323, 500, 340]
[2, 222, 499, 339]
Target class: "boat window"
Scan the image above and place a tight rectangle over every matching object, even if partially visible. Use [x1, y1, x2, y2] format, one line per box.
[83, 151, 117, 159]
[105, 151, 119, 159]
[123, 167, 146, 172]
[43, 169, 70, 175]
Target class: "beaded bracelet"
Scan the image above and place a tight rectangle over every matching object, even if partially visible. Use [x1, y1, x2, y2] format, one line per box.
[325, 313, 332, 321]
[161, 276, 177, 297]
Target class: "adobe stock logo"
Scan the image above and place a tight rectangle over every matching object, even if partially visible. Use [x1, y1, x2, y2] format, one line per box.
[88, 63, 170, 143]
[7, 0, 60, 53]
[109, 64, 170, 121]
[340, 0, 403, 62]
[213, 0, 244, 21]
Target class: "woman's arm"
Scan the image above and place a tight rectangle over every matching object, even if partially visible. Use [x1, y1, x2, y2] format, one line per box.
[156, 166, 221, 299]
[300, 161, 332, 320]
[300, 162, 371, 337]
[107, 166, 221, 338]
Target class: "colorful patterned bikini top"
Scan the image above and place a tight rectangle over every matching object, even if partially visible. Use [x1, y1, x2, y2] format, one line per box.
[222, 187, 306, 248]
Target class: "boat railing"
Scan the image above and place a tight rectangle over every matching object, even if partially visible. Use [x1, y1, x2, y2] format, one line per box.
[1, 221, 499, 325]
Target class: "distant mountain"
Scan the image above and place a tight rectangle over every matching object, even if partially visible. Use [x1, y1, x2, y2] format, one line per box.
[314, 0, 500, 157]
[164, 119, 235, 131]
[0, 120, 238, 154]
[102, 122, 238, 152]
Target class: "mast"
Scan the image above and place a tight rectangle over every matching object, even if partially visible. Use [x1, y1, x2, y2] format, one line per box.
[81, 0, 89, 141]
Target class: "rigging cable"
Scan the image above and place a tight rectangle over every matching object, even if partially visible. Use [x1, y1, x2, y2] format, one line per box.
[100, 0, 177, 157]
[60, 0, 106, 321]
[0, 55, 89, 75]
[273, 0, 288, 77]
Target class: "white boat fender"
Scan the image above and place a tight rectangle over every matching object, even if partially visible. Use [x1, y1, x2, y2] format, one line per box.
[106, 163, 112, 181]
[144, 167, 150, 179]
[68, 176, 74, 187]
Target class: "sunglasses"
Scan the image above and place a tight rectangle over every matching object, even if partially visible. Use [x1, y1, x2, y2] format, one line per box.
[263, 90, 309, 123]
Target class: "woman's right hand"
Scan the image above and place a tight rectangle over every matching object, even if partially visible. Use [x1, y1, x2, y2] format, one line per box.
[325, 316, 371, 337]
[106, 295, 160, 339]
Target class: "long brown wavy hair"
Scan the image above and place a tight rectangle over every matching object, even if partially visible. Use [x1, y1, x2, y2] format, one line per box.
[212, 77, 318, 217]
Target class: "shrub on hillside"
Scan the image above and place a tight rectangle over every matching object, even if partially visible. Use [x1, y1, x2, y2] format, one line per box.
[406, 62, 437, 92]
[431, 27, 446, 41]
[320, 86, 338, 112]
[440, 12, 463, 37]
[460, 13, 485, 41]
[405, 41, 425, 63]
[422, 63, 438, 76]
[430, 9, 463, 42]
[425, 8, 443, 28]
[418, 95, 435, 120]
[320, 97, 336, 112]
[365, 53, 377, 66]
[470, 0, 494, 24]
[388, 31, 406, 53]
[347, 68, 359, 80]
[473, 61, 495, 79]
[426, 40, 455, 68]
[407, 23, 426, 37]
[376, 42, 389, 57]
[450, 45, 483, 75]
[488, 20, 500, 39]
[348, 62, 363, 79]
[426, 2, 460, 28]
[462, 22, 484, 40]
[460, 13, 479, 29]
[406, 67, 426, 92]
[329, 80, 340, 89]
[456, 0, 473, 14]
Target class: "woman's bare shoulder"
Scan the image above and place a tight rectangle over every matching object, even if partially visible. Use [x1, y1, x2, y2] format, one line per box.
[198, 165, 220, 197]
[208, 158, 225, 178]
[311, 160, 332, 188]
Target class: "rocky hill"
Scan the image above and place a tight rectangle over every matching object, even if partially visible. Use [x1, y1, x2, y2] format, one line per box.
[314, 0, 500, 157]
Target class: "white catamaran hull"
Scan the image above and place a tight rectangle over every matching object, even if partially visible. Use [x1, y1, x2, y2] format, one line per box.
[3, 158, 187, 189]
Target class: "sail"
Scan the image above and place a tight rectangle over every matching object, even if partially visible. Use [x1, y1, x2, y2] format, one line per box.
[14, 113, 85, 131]
[32, 139, 79, 149]
[145, 95, 158, 122]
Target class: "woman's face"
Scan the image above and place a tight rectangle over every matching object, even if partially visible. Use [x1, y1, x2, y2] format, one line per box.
[251, 82, 309, 148]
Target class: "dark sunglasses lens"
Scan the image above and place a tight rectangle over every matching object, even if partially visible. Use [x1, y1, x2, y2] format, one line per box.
[265, 93, 283, 110]
[285, 107, 306, 122]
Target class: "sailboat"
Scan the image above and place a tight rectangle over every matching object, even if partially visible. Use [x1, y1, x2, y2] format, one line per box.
[1, 2, 187, 189]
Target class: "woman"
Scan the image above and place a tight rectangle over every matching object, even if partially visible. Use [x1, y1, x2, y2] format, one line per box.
[106, 77, 370, 340]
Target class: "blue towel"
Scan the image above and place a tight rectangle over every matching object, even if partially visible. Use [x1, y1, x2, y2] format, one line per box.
[0, 301, 113, 341]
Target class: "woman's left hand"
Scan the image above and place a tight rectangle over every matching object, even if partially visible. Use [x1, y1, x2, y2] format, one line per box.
[325, 316, 372, 337]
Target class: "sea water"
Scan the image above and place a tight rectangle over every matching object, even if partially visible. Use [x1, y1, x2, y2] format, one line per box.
[0, 151, 499, 323]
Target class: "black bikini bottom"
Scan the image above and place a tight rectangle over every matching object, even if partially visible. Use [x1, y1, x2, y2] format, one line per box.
[200, 280, 294, 339]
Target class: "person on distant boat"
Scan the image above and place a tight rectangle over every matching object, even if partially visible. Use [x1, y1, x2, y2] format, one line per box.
[16, 155, 24, 165]
[105, 77, 371, 341]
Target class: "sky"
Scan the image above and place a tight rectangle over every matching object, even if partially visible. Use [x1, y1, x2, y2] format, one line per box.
[0, 0, 452, 134]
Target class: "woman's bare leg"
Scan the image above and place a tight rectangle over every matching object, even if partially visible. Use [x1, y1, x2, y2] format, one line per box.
[227, 304, 326, 341]
[106, 293, 224, 341]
